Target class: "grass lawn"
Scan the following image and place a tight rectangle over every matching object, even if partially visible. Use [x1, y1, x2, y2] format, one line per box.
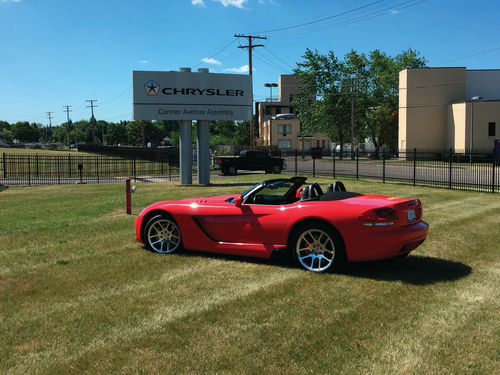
[0, 147, 97, 156]
[0, 176, 498, 374]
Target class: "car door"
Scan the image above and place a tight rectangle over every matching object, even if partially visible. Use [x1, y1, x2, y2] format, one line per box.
[196, 200, 292, 245]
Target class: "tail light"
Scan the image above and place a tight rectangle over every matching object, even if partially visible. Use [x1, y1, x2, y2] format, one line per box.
[218, 159, 223, 165]
[359, 207, 398, 227]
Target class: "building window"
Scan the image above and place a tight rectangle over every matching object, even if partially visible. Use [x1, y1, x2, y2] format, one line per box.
[289, 95, 294, 103]
[488, 122, 496, 137]
[279, 124, 291, 136]
[279, 140, 291, 149]
[276, 107, 281, 115]
[322, 140, 325, 149]
[265, 106, 271, 116]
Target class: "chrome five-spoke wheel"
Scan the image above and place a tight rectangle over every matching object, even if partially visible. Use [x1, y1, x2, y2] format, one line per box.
[145, 215, 182, 254]
[292, 223, 344, 273]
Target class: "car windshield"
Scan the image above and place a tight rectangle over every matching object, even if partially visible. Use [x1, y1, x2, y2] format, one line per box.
[241, 183, 260, 196]
[245, 179, 299, 205]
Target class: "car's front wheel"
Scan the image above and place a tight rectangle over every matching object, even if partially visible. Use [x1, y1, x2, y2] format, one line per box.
[144, 214, 182, 254]
[272, 165, 282, 174]
[291, 223, 344, 272]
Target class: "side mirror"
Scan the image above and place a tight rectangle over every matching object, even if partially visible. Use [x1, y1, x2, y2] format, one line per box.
[234, 195, 243, 207]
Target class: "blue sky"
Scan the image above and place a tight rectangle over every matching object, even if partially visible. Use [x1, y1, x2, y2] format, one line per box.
[1, 0, 499, 125]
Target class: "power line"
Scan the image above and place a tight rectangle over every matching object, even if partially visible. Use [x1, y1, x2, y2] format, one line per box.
[252, 0, 386, 34]
[192, 39, 236, 68]
[435, 46, 500, 66]
[263, 47, 295, 70]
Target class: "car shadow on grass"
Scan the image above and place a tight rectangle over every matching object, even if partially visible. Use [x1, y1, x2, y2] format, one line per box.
[339, 255, 472, 285]
[0, 184, 8, 193]
[170, 250, 471, 285]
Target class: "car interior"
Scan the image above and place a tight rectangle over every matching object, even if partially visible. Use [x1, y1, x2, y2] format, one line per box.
[242, 178, 362, 205]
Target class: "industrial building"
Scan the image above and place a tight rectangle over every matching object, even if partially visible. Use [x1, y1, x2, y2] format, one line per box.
[399, 67, 500, 150]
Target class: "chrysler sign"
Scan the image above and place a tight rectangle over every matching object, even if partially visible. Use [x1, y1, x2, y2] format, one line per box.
[133, 71, 252, 121]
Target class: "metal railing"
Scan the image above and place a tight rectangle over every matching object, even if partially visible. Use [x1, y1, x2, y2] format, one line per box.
[1, 148, 498, 193]
[0, 152, 180, 185]
[279, 148, 499, 194]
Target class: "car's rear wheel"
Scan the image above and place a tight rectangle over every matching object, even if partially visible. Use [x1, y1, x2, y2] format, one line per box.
[144, 214, 182, 254]
[291, 223, 344, 272]
[228, 166, 237, 175]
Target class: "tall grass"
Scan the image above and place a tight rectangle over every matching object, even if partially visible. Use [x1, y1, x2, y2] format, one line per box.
[0, 176, 498, 374]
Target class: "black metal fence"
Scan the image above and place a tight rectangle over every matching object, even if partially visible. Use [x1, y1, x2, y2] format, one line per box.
[0, 152, 180, 185]
[1, 148, 498, 193]
[279, 148, 499, 194]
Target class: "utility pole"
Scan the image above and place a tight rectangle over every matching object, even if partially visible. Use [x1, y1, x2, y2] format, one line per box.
[234, 34, 266, 149]
[63, 105, 72, 147]
[46, 112, 53, 141]
[63, 105, 72, 124]
[345, 77, 360, 160]
[86, 99, 98, 143]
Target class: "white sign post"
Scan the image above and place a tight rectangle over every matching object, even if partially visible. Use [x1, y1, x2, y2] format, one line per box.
[133, 69, 252, 185]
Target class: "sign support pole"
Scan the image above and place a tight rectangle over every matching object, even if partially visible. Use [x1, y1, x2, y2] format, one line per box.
[179, 119, 193, 185]
[179, 67, 193, 185]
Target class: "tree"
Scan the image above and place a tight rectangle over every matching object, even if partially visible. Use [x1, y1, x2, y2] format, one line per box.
[106, 121, 128, 145]
[233, 121, 250, 146]
[11, 122, 39, 142]
[293, 49, 352, 157]
[293, 48, 427, 155]
[366, 48, 426, 153]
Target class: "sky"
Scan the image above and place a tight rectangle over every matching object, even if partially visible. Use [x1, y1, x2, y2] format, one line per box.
[1, 0, 499, 126]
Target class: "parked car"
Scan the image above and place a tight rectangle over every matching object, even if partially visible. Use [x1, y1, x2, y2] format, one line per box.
[272, 113, 296, 120]
[215, 150, 285, 175]
[135, 177, 429, 273]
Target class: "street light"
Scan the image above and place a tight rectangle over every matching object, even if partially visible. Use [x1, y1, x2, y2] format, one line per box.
[470, 96, 482, 163]
[264, 83, 278, 149]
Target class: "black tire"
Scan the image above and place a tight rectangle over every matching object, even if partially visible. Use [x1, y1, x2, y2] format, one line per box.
[290, 222, 345, 273]
[143, 214, 182, 254]
[272, 165, 282, 174]
[221, 169, 229, 176]
[228, 166, 237, 175]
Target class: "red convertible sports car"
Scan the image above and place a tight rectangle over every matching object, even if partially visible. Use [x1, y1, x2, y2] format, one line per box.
[135, 177, 428, 273]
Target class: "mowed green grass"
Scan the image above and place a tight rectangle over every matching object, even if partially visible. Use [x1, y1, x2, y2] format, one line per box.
[0, 176, 498, 374]
[0, 147, 97, 156]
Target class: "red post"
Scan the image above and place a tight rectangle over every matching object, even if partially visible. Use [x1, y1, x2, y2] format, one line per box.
[125, 178, 132, 214]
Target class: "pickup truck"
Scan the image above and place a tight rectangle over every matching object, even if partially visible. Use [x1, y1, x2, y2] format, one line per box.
[215, 150, 286, 175]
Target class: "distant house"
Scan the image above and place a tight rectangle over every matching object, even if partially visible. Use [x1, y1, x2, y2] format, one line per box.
[256, 74, 331, 152]
[0, 132, 7, 145]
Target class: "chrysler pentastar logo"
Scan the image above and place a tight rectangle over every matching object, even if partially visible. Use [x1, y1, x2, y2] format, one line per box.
[144, 80, 160, 96]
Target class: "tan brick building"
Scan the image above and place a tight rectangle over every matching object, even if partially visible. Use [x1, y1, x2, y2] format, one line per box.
[256, 74, 331, 151]
[399, 67, 500, 150]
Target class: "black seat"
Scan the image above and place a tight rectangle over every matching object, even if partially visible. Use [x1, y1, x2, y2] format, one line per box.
[327, 181, 346, 192]
[300, 182, 323, 201]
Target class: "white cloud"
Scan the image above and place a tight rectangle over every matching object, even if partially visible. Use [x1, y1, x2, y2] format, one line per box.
[139, 59, 148, 64]
[2, 0, 21, 3]
[192, 0, 205, 7]
[225, 65, 251, 73]
[390, 9, 399, 15]
[214, 0, 247, 9]
[201, 57, 222, 65]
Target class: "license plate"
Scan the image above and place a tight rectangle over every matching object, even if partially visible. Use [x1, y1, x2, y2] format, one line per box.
[408, 209, 416, 222]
